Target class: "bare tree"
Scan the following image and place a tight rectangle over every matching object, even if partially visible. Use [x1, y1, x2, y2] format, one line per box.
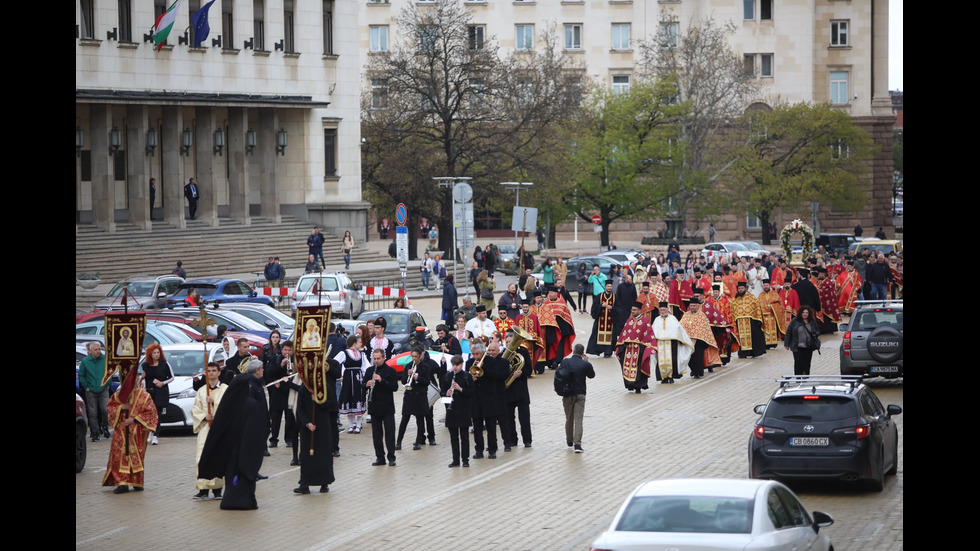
[638, 16, 764, 234]
[362, 1, 585, 260]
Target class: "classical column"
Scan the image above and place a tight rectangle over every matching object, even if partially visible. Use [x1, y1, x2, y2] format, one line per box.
[162, 106, 186, 228]
[258, 108, 281, 223]
[126, 105, 151, 230]
[90, 105, 116, 233]
[228, 107, 251, 226]
[870, 0, 892, 117]
[195, 107, 219, 226]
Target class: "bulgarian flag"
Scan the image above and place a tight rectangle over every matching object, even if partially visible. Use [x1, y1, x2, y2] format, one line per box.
[152, 0, 183, 51]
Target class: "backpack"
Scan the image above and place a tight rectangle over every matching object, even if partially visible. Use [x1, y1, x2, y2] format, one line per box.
[553, 362, 574, 397]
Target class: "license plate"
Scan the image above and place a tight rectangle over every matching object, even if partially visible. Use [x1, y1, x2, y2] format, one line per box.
[790, 437, 829, 447]
[871, 365, 899, 373]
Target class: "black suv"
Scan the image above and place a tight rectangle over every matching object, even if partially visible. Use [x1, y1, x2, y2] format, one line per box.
[748, 376, 901, 491]
[840, 300, 903, 378]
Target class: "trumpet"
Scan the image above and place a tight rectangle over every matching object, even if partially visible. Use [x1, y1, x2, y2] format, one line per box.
[404, 360, 418, 391]
[468, 352, 485, 379]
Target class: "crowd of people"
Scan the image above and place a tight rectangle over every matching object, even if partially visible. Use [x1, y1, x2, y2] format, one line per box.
[83, 234, 902, 510]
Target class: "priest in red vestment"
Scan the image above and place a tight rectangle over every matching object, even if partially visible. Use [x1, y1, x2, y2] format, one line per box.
[616, 301, 657, 393]
[103, 369, 159, 493]
[539, 286, 575, 369]
[816, 267, 841, 334]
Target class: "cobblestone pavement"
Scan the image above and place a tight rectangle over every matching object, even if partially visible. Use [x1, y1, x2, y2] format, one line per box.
[76, 300, 902, 551]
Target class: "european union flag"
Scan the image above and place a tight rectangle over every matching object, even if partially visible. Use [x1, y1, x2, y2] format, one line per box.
[192, 0, 215, 48]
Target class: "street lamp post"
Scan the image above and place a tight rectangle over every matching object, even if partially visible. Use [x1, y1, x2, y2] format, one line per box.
[434, 177, 473, 287]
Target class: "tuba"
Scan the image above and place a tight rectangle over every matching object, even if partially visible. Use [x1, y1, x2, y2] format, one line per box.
[503, 325, 535, 388]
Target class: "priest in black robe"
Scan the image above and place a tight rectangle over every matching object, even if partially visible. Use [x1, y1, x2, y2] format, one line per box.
[294, 359, 342, 494]
[198, 359, 269, 510]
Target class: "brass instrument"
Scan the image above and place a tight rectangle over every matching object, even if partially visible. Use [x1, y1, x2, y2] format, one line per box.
[404, 360, 418, 391]
[503, 325, 534, 388]
[468, 352, 486, 379]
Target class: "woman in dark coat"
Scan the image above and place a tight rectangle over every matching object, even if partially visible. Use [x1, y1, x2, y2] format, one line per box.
[142, 344, 174, 445]
[575, 263, 590, 314]
[784, 305, 821, 375]
[294, 359, 342, 494]
[483, 244, 496, 276]
[441, 275, 458, 321]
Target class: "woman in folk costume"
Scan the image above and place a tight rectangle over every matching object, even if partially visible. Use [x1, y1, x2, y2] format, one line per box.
[193, 362, 227, 500]
[103, 368, 159, 494]
[335, 334, 369, 434]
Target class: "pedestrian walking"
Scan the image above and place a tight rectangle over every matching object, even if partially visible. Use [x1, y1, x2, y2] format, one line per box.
[341, 231, 354, 270]
[555, 344, 594, 453]
[308, 226, 326, 270]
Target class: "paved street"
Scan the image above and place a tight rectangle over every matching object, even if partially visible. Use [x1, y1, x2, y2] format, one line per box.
[76, 296, 903, 551]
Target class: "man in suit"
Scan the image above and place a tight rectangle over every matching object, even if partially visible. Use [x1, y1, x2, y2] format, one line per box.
[557, 344, 595, 453]
[184, 178, 199, 220]
[365, 349, 399, 466]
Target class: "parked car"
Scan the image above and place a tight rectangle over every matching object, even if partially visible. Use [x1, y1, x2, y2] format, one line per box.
[292, 272, 364, 318]
[848, 240, 903, 257]
[356, 309, 430, 355]
[92, 274, 185, 311]
[589, 478, 834, 551]
[172, 306, 276, 340]
[748, 375, 901, 491]
[76, 394, 88, 473]
[598, 249, 643, 265]
[840, 300, 903, 378]
[140, 343, 223, 429]
[168, 278, 275, 308]
[701, 242, 769, 262]
[217, 303, 296, 336]
[75, 320, 196, 348]
[815, 233, 857, 256]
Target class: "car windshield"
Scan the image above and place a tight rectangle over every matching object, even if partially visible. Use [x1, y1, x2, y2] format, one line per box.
[727, 243, 750, 251]
[152, 324, 195, 344]
[107, 282, 156, 297]
[298, 277, 339, 292]
[850, 309, 902, 332]
[858, 244, 897, 254]
[497, 245, 517, 254]
[230, 307, 296, 328]
[741, 242, 765, 250]
[616, 496, 753, 534]
[173, 284, 218, 298]
[157, 350, 207, 377]
[766, 396, 858, 422]
[358, 312, 410, 333]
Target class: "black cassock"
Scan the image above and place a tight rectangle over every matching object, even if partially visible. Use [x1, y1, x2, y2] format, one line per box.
[198, 374, 269, 510]
[296, 386, 337, 487]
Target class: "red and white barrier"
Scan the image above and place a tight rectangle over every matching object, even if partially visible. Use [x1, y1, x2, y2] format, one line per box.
[361, 286, 412, 308]
[258, 287, 293, 297]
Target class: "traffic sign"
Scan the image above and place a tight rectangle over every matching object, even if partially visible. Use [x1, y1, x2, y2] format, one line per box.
[396, 225, 408, 265]
[591, 214, 602, 225]
[395, 203, 407, 226]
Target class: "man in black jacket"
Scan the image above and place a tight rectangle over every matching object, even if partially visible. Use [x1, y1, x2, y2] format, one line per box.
[365, 349, 399, 466]
[557, 344, 595, 453]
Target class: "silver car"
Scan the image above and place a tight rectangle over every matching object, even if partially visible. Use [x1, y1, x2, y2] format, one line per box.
[292, 272, 364, 319]
[93, 275, 184, 311]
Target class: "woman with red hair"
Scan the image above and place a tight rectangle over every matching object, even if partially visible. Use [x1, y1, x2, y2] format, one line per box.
[142, 344, 174, 445]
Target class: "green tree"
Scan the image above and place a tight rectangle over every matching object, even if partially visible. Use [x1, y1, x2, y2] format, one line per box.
[564, 79, 687, 247]
[362, 1, 584, 260]
[728, 102, 875, 244]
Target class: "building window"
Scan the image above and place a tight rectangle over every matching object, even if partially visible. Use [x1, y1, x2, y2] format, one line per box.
[284, 0, 295, 52]
[324, 128, 337, 177]
[746, 212, 761, 230]
[831, 20, 849, 47]
[760, 0, 772, 21]
[830, 71, 849, 104]
[659, 22, 678, 48]
[79, 0, 95, 39]
[744, 0, 773, 21]
[371, 79, 389, 109]
[760, 54, 773, 77]
[253, 0, 265, 50]
[564, 24, 582, 50]
[368, 0, 389, 3]
[117, 0, 133, 42]
[612, 23, 630, 50]
[419, 25, 438, 52]
[743, 54, 755, 77]
[831, 140, 849, 161]
[516, 24, 534, 50]
[468, 78, 487, 109]
[222, 0, 234, 49]
[370, 26, 389, 52]
[612, 74, 630, 94]
[468, 25, 485, 50]
[323, 0, 334, 54]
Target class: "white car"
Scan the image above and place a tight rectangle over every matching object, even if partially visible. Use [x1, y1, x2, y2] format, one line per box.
[589, 478, 833, 551]
[140, 344, 223, 429]
[701, 241, 770, 262]
[292, 272, 364, 319]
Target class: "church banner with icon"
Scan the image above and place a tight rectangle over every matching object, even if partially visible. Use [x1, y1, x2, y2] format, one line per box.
[295, 305, 333, 404]
[104, 312, 147, 389]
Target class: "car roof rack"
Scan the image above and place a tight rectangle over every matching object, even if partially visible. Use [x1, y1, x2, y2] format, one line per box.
[778, 375, 863, 393]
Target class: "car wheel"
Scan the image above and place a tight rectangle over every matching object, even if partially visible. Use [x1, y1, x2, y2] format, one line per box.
[76, 423, 87, 473]
[866, 451, 884, 492]
[885, 440, 898, 476]
[866, 325, 903, 364]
